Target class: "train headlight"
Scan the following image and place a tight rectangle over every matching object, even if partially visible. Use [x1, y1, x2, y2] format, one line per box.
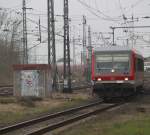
[97, 78, 102, 81]
[111, 69, 115, 73]
[124, 77, 129, 81]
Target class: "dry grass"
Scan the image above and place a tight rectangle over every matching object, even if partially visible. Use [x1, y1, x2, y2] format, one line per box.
[0, 91, 92, 126]
[54, 94, 150, 135]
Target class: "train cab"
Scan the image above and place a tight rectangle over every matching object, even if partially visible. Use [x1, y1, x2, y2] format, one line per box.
[91, 46, 144, 98]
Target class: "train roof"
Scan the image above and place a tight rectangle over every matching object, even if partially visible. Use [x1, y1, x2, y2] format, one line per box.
[93, 46, 142, 56]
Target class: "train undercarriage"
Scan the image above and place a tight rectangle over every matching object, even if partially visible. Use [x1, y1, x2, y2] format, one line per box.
[93, 83, 143, 99]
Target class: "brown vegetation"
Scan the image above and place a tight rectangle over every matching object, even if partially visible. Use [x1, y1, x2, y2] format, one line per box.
[0, 41, 20, 84]
[0, 10, 22, 85]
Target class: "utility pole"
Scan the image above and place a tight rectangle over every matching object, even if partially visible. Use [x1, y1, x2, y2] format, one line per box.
[22, 0, 32, 64]
[47, 0, 57, 90]
[82, 16, 87, 63]
[110, 27, 115, 46]
[39, 17, 42, 43]
[73, 37, 76, 66]
[88, 26, 92, 47]
[63, 0, 71, 93]
[83, 15, 86, 49]
[22, 0, 28, 64]
[82, 15, 87, 81]
[72, 26, 76, 68]
[87, 26, 92, 82]
[131, 15, 134, 48]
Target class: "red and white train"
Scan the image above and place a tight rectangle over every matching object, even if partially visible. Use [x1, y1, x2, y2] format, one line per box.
[91, 46, 144, 99]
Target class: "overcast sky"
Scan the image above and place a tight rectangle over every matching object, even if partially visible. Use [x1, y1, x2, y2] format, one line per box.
[0, 0, 150, 63]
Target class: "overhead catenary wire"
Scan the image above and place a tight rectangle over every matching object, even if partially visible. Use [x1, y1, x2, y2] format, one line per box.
[131, 0, 146, 8]
[77, 0, 121, 22]
[0, 7, 60, 53]
[118, 0, 130, 46]
[88, 0, 120, 20]
[6, 0, 31, 9]
[121, 0, 147, 14]
[0, 7, 64, 38]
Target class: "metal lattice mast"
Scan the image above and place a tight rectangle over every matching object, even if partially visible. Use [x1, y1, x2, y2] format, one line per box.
[88, 26, 91, 47]
[47, 0, 57, 90]
[38, 17, 42, 43]
[22, 0, 28, 64]
[87, 25, 92, 82]
[63, 0, 71, 93]
[82, 16, 87, 64]
[83, 15, 86, 48]
[82, 15, 87, 81]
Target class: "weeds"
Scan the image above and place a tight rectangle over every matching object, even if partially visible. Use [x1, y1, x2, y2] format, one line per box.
[17, 97, 43, 107]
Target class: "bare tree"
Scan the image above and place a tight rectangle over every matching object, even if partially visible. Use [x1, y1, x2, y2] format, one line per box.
[0, 9, 22, 85]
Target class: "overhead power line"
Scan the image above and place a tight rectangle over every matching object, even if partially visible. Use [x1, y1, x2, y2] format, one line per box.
[132, 0, 145, 8]
[77, 0, 121, 22]
[1, 7, 64, 38]
[123, 0, 146, 14]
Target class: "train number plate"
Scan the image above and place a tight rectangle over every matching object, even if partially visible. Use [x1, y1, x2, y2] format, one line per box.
[116, 80, 124, 83]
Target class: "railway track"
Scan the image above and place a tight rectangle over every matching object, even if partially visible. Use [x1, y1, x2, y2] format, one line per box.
[0, 85, 13, 96]
[0, 83, 91, 96]
[0, 85, 13, 88]
[0, 100, 125, 135]
[0, 84, 90, 97]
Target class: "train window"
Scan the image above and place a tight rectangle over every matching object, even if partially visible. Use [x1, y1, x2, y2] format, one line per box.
[113, 55, 130, 73]
[96, 55, 112, 62]
[95, 55, 113, 73]
[95, 54, 130, 74]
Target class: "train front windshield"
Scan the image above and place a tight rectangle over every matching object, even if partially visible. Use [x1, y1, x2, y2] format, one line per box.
[95, 54, 130, 74]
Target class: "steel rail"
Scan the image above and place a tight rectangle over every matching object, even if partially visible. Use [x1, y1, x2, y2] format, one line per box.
[72, 85, 91, 90]
[27, 103, 125, 135]
[0, 100, 103, 134]
[0, 85, 13, 88]
[0, 93, 13, 96]
[0, 85, 90, 89]
[0, 86, 13, 96]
